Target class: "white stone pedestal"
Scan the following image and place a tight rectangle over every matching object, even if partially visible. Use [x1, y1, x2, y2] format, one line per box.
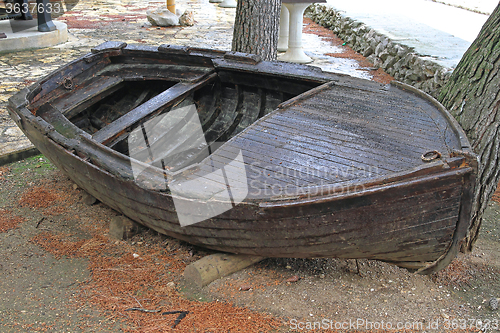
[277, 5, 289, 52]
[279, 2, 311, 64]
[0, 20, 68, 54]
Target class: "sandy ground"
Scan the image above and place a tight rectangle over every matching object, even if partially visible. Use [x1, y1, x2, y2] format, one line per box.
[0, 156, 499, 332]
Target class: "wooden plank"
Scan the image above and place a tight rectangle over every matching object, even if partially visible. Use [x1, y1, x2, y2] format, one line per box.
[92, 72, 217, 145]
[217, 70, 320, 97]
[36, 103, 88, 139]
[196, 82, 220, 126]
[213, 58, 338, 83]
[219, 142, 369, 183]
[196, 152, 312, 190]
[108, 216, 142, 240]
[304, 84, 453, 132]
[294, 101, 445, 143]
[288, 104, 446, 149]
[266, 111, 446, 156]
[230, 89, 262, 137]
[128, 103, 204, 163]
[174, 223, 456, 257]
[299, 96, 443, 139]
[250, 117, 421, 166]
[96, 64, 214, 83]
[217, 87, 256, 141]
[241, 128, 403, 173]
[208, 148, 326, 185]
[184, 253, 264, 287]
[313, 87, 461, 152]
[210, 85, 245, 142]
[251, 123, 417, 168]
[203, 86, 240, 142]
[261, 90, 283, 117]
[226, 135, 385, 180]
[261, 117, 426, 163]
[30, 57, 113, 110]
[53, 76, 124, 119]
[277, 81, 336, 109]
[155, 85, 241, 171]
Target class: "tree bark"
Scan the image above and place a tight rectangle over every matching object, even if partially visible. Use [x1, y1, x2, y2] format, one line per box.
[438, 3, 500, 252]
[231, 0, 281, 61]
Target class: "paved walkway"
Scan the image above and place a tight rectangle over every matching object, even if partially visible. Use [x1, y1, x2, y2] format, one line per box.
[325, 0, 494, 68]
[0, 0, 496, 164]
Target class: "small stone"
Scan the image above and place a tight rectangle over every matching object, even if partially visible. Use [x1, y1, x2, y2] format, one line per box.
[81, 192, 98, 205]
[147, 7, 179, 27]
[132, 253, 140, 258]
[179, 9, 194, 26]
[239, 284, 252, 291]
[167, 282, 175, 288]
[109, 216, 141, 240]
[489, 297, 498, 311]
[286, 275, 299, 283]
[72, 184, 78, 190]
[286, 265, 292, 269]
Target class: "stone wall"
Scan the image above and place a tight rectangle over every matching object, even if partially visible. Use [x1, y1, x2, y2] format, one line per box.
[305, 4, 453, 98]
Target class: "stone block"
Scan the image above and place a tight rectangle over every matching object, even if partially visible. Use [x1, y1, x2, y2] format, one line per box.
[179, 9, 194, 26]
[81, 192, 98, 206]
[378, 49, 390, 62]
[109, 216, 142, 240]
[147, 7, 179, 27]
[362, 45, 374, 57]
[382, 55, 398, 69]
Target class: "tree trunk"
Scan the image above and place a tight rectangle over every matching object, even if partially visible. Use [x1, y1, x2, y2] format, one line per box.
[231, 0, 281, 61]
[438, 3, 500, 252]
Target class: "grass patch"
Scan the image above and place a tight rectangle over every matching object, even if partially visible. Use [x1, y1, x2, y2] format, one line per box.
[11, 154, 56, 174]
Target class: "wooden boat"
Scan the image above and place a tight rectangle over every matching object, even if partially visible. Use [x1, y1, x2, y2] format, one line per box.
[8, 41, 477, 274]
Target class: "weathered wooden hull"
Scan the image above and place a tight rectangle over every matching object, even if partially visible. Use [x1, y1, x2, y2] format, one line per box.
[8, 42, 477, 273]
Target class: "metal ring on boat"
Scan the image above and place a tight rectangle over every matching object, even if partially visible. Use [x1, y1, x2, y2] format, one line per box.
[63, 77, 74, 90]
[421, 150, 441, 162]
